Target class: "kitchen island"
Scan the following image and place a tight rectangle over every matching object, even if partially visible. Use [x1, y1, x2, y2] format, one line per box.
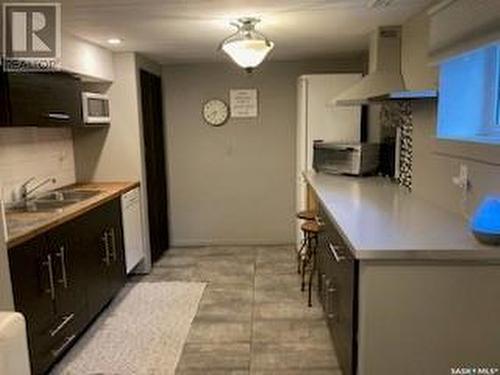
[304, 171, 500, 375]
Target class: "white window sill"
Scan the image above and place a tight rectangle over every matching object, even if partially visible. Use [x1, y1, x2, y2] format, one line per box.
[437, 134, 500, 145]
[432, 136, 500, 165]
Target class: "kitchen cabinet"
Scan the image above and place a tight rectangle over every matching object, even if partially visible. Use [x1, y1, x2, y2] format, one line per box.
[8, 198, 125, 375]
[316, 205, 358, 375]
[79, 199, 126, 315]
[307, 172, 500, 375]
[0, 71, 82, 127]
[8, 236, 58, 374]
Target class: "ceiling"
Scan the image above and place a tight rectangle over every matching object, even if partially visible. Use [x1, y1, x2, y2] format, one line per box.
[58, 0, 435, 64]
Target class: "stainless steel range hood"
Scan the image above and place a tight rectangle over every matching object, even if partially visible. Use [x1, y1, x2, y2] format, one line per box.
[333, 26, 437, 106]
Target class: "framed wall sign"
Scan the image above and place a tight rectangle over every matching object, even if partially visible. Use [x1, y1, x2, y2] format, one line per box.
[230, 89, 258, 118]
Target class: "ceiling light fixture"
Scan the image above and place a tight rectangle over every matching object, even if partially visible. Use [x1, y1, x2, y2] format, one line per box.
[107, 38, 122, 45]
[219, 17, 274, 73]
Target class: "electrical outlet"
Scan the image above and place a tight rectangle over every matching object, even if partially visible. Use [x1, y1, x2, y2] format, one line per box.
[452, 164, 469, 190]
[459, 164, 468, 185]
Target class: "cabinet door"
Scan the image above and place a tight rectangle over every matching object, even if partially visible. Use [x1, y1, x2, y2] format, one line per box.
[5, 72, 82, 127]
[0, 71, 10, 125]
[324, 221, 357, 375]
[74, 205, 111, 317]
[316, 230, 327, 307]
[79, 198, 125, 316]
[45, 222, 87, 337]
[8, 236, 58, 374]
[104, 199, 126, 297]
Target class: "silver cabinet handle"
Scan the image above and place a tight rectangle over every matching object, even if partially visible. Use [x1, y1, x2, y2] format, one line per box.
[49, 313, 74, 337]
[327, 285, 337, 321]
[51, 334, 76, 358]
[328, 242, 346, 263]
[109, 228, 117, 262]
[102, 231, 110, 266]
[321, 274, 327, 305]
[55, 246, 68, 288]
[46, 113, 71, 120]
[43, 254, 56, 300]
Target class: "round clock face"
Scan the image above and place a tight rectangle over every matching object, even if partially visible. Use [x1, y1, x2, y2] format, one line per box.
[203, 99, 229, 126]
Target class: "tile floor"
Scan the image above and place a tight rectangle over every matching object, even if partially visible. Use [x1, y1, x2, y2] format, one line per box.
[135, 245, 341, 374]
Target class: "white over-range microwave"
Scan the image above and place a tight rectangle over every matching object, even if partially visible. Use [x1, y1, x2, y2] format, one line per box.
[82, 92, 111, 125]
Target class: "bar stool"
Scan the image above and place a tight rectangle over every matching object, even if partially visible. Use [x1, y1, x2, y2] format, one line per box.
[301, 221, 321, 307]
[296, 210, 317, 274]
[298, 220, 321, 307]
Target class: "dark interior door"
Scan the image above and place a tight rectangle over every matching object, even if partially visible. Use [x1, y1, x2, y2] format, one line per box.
[140, 69, 169, 262]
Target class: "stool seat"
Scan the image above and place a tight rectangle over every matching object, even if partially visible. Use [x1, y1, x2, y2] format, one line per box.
[296, 210, 317, 221]
[301, 221, 321, 234]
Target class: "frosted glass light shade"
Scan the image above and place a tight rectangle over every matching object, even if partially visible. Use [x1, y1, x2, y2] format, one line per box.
[222, 39, 274, 69]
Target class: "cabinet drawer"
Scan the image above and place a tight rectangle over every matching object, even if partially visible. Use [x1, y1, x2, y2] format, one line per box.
[31, 310, 84, 374]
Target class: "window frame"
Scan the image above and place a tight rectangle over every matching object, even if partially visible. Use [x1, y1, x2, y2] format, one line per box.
[495, 46, 500, 129]
[476, 45, 500, 140]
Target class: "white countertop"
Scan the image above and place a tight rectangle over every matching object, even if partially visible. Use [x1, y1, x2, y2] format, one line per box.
[304, 171, 500, 261]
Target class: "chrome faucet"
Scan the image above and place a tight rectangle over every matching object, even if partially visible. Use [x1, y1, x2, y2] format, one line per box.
[20, 177, 57, 200]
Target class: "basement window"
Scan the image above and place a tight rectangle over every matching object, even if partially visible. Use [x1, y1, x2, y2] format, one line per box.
[437, 45, 500, 144]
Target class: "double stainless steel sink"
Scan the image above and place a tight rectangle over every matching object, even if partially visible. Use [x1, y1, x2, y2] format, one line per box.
[7, 189, 102, 213]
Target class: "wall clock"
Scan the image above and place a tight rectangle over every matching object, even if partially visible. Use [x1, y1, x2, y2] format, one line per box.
[202, 99, 229, 127]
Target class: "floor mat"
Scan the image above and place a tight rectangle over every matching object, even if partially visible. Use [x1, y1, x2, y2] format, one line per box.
[51, 281, 206, 375]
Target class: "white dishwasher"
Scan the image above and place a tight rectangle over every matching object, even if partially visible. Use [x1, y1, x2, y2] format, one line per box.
[121, 187, 145, 274]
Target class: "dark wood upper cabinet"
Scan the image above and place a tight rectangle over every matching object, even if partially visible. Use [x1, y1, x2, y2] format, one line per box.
[0, 71, 82, 127]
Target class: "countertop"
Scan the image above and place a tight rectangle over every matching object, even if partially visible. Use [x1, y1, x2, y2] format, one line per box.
[5, 181, 139, 249]
[304, 171, 499, 261]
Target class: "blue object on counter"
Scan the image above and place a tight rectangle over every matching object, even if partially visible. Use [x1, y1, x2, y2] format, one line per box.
[470, 196, 500, 245]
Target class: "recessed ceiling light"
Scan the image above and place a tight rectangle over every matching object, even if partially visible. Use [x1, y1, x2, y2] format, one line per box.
[367, 0, 394, 8]
[107, 38, 122, 45]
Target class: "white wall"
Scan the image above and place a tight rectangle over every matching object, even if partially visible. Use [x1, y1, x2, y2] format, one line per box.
[162, 58, 365, 246]
[62, 33, 114, 82]
[0, 128, 76, 202]
[0, 32, 113, 204]
[403, 11, 500, 216]
[401, 11, 438, 91]
[74, 52, 157, 272]
[74, 53, 143, 181]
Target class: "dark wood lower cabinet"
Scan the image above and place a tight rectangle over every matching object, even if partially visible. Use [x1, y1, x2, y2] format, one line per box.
[8, 198, 126, 375]
[316, 204, 358, 375]
[75, 199, 126, 317]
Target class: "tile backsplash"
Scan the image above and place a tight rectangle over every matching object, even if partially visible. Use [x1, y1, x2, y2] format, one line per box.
[0, 128, 76, 202]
